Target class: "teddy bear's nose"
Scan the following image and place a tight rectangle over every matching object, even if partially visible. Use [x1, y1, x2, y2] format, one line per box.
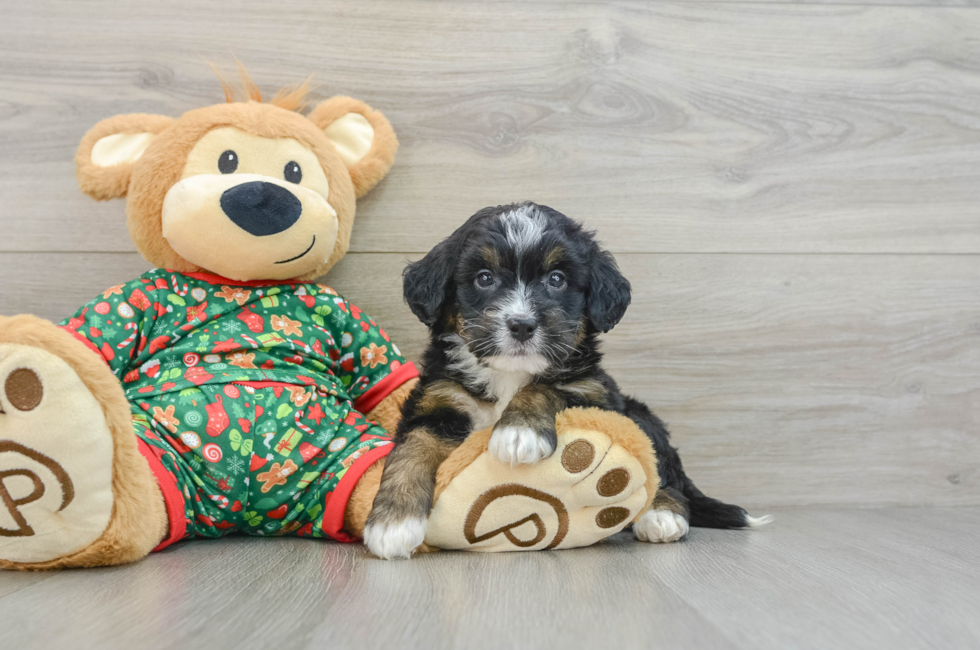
[220, 181, 302, 236]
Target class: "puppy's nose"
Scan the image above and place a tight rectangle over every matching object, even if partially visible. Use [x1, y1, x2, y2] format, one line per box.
[506, 317, 537, 343]
[220, 181, 302, 236]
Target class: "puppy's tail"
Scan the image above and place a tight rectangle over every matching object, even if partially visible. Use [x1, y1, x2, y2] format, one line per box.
[682, 477, 773, 529]
[622, 396, 772, 530]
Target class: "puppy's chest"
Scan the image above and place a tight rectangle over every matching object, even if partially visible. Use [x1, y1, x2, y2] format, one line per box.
[464, 370, 530, 430]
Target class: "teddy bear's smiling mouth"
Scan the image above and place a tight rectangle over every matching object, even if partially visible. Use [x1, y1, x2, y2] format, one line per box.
[275, 235, 316, 265]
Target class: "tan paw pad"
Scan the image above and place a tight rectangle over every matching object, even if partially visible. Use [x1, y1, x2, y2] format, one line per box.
[0, 344, 114, 563]
[425, 423, 651, 552]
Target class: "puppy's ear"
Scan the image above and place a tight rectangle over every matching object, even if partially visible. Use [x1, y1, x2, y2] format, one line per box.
[403, 233, 461, 327]
[76, 113, 174, 200]
[587, 249, 631, 333]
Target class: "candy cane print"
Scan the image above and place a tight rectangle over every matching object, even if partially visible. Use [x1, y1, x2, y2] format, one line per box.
[294, 410, 315, 435]
[117, 322, 138, 349]
[241, 334, 260, 349]
[170, 275, 189, 296]
[309, 323, 336, 345]
[287, 338, 311, 354]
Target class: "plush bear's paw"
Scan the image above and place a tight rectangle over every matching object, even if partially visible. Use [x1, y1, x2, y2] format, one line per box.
[426, 415, 654, 552]
[488, 426, 555, 466]
[633, 509, 689, 543]
[363, 517, 427, 560]
[0, 342, 115, 565]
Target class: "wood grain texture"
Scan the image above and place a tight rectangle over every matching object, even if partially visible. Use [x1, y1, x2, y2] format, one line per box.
[2, 2, 980, 253]
[2, 251, 976, 508]
[0, 507, 977, 650]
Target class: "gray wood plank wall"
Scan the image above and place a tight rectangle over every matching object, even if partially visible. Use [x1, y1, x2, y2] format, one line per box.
[1, 0, 977, 508]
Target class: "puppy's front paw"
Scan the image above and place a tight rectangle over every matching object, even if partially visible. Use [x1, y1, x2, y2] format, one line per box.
[488, 426, 555, 466]
[363, 517, 427, 560]
[634, 509, 689, 543]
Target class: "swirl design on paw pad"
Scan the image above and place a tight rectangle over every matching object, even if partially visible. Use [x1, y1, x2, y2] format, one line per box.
[464, 484, 569, 549]
[0, 441, 75, 537]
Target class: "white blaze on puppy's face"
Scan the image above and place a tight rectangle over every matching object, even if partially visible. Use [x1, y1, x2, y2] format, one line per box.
[161, 127, 338, 282]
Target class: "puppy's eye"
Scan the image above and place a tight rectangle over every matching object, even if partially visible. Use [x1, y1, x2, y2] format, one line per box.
[475, 271, 495, 288]
[547, 271, 566, 289]
[218, 150, 238, 174]
[284, 161, 302, 184]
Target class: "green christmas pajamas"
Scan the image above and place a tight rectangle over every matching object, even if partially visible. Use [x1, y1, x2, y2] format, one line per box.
[59, 269, 417, 548]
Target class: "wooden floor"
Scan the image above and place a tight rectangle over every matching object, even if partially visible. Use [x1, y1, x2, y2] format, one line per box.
[0, 507, 976, 650]
[2, 0, 978, 509]
[1, 0, 979, 647]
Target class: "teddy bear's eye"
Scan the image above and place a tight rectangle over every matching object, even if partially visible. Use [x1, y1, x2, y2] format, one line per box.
[284, 161, 302, 184]
[218, 150, 238, 174]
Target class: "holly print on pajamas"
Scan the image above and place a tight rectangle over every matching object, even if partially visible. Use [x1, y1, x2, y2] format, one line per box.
[60, 269, 416, 542]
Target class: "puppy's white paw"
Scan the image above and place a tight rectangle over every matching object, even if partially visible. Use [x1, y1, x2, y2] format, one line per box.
[488, 426, 554, 466]
[634, 509, 689, 544]
[363, 517, 427, 560]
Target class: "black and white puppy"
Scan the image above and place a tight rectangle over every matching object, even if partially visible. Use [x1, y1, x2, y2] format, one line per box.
[364, 202, 770, 559]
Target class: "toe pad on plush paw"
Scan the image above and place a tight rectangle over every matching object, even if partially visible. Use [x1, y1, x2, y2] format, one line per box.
[0, 343, 115, 564]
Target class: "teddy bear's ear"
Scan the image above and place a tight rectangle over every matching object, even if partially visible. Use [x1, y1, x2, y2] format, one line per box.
[307, 97, 398, 199]
[75, 113, 174, 201]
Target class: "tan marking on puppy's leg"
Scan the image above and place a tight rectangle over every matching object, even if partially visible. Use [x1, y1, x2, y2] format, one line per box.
[364, 427, 457, 559]
[652, 486, 689, 518]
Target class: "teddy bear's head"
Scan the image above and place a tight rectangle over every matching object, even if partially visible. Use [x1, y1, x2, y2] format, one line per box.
[75, 80, 397, 282]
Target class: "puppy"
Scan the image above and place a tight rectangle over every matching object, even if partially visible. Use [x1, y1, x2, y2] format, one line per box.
[364, 202, 770, 559]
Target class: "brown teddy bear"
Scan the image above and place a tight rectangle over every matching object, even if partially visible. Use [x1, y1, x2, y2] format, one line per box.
[0, 75, 658, 569]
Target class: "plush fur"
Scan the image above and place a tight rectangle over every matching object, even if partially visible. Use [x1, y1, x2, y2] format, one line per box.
[369, 202, 761, 548]
[0, 315, 167, 570]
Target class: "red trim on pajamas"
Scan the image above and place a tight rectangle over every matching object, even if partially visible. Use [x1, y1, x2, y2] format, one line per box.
[354, 361, 419, 414]
[180, 271, 297, 287]
[320, 443, 393, 543]
[136, 438, 188, 551]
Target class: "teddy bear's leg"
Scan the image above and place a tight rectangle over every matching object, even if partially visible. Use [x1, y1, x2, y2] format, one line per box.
[343, 458, 383, 539]
[0, 315, 167, 569]
[418, 407, 662, 554]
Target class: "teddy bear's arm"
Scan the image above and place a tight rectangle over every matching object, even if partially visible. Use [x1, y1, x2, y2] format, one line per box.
[310, 290, 418, 416]
[365, 377, 418, 433]
[57, 273, 163, 380]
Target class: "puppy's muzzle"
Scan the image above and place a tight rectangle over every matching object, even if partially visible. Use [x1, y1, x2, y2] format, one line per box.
[506, 316, 537, 343]
[220, 181, 302, 236]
